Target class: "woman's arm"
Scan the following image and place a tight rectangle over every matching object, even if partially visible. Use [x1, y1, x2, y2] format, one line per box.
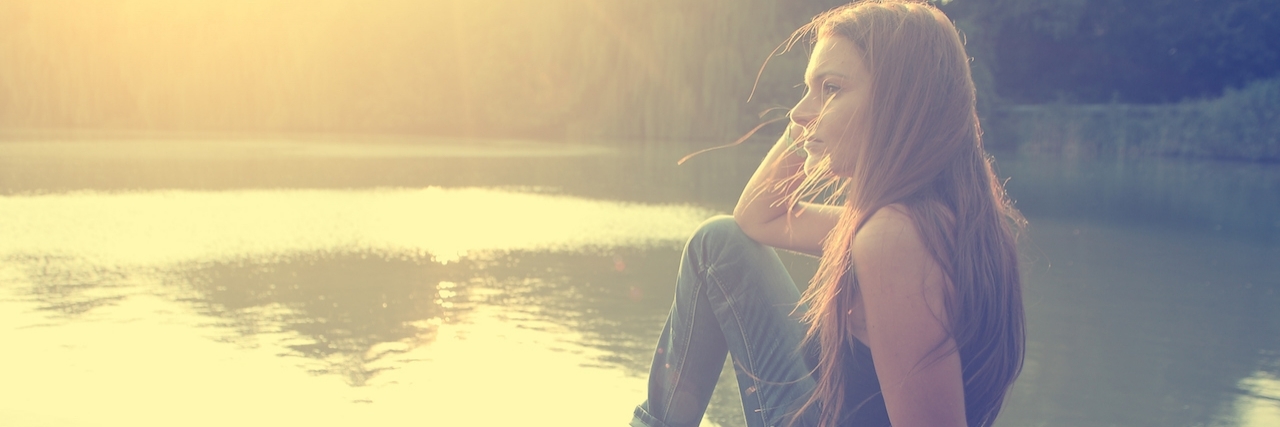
[855, 206, 967, 427]
[732, 125, 841, 256]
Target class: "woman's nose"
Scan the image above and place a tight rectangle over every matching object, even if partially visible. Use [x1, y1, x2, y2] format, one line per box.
[789, 97, 818, 128]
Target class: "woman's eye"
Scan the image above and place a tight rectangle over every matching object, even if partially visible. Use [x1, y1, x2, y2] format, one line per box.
[822, 83, 841, 96]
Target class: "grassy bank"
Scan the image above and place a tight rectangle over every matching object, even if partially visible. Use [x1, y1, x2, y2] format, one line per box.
[985, 77, 1280, 162]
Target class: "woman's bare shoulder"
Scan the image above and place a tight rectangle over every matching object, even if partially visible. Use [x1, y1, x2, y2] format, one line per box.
[855, 207, 964, 427]
[853, 204, 922, 254]
[852, 203, 945, 294]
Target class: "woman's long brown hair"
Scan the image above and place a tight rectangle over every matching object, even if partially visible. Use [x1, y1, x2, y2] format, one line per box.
[786, 1, 1026, 426]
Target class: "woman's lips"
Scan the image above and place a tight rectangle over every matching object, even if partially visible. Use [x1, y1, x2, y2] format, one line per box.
[803, 140, 826, 154]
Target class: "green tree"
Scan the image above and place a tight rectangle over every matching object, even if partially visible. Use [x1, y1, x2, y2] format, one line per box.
[942, 0, 1280, 103]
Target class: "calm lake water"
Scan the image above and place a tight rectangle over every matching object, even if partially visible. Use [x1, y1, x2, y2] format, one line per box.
[1, 133, 1277, 426]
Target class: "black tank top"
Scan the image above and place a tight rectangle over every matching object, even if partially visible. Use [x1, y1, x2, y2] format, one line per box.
[841, 339, 891, 425]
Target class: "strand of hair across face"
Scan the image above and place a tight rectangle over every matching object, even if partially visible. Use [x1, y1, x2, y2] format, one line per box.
[677, 112, 790, 165]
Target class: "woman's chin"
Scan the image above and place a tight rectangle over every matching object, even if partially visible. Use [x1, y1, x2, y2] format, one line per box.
[802, 156, 825, 176]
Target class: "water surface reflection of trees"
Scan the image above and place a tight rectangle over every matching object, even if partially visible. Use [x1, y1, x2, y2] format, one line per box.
[174, 252, 466, 385]
[6, 254, 135, 318]
[7, 231, 1278, 425]
[0, 137, 762, 210]
[167, 247, 689, 385]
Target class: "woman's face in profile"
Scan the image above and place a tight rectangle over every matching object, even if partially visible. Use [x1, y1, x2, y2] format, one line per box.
[791, 36, 873, 177]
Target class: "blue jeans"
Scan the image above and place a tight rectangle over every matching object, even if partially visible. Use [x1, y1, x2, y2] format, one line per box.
[631, 216, 820, 427]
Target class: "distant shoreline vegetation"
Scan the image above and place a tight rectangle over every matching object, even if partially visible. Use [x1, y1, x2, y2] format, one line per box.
[1, 0, 1276, 162]
[985, 77, 1280, 163]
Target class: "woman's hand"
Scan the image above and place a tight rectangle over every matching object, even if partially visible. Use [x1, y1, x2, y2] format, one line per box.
[731, 126, 840, 256]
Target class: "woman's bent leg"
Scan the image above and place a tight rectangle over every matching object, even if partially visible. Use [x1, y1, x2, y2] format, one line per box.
[631, 216, 817, 427]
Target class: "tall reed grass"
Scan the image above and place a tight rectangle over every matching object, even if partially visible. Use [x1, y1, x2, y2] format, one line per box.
[0, 0, 816, 143]
[986, 77, 1280, 162]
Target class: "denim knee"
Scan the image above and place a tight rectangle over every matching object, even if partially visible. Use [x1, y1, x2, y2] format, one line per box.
[684, 215, 778, 281]
[689, 215, 759, 253]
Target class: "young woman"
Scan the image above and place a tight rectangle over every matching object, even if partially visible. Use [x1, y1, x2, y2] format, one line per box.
[629, 1, 1025, 426]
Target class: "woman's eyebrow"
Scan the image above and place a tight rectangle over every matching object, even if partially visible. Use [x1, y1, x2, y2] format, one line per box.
[806, 70, 853, 83]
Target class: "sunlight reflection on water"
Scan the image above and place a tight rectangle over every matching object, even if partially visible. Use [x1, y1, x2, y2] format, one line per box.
[0, 187, 714, 264]
[0, 292, 650, 426]
[1229, 368, 1280, 426]
[3, 135, 1279, 427]
[0, 186, 720, 426]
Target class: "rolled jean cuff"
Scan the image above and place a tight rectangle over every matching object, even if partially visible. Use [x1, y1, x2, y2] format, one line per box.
[631, 405, 676, 427]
